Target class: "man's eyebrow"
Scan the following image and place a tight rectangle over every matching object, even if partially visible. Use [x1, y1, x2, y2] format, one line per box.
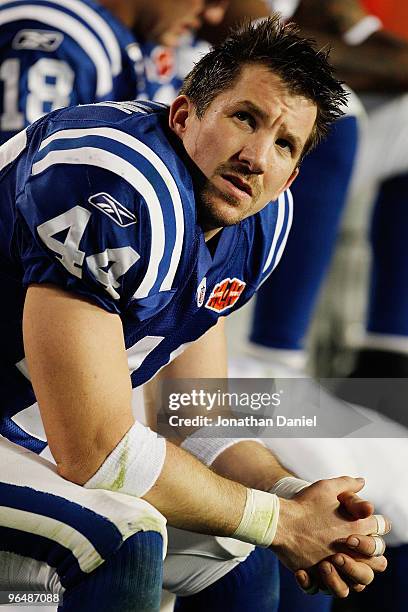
[237, 100, 303, 152]
[238, 100, 268, 121]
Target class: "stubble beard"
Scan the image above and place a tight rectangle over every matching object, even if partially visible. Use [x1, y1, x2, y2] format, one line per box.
[197, 170, 262, 232]
[197, 182, 242, 231]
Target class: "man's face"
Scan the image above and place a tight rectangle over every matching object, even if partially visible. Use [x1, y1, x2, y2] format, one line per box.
[145, 0, 227, 47]
[174, 64, 317, 231]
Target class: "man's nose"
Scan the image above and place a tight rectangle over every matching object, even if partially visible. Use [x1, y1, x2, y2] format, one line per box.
[238, 135, 271, 174]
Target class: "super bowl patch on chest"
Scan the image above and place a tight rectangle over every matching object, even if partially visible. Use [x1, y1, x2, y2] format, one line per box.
[205, 277, 246, 313]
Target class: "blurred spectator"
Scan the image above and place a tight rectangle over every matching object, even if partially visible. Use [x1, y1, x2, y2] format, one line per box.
[0, 0, 227, 142]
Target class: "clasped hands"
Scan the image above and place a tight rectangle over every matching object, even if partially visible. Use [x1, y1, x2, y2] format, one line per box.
[274, 476, 391, 598]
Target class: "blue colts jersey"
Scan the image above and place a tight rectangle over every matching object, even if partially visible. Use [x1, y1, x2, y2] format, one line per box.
[0, 0, 146, 144]
[0, 101, 293, 452]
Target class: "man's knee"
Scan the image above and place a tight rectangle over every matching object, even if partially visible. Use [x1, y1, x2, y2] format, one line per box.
[0, 443, 167, 608]
[61, 531, 164, 612]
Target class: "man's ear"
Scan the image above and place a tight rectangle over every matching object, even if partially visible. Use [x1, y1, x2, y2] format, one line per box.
[281, 166, 299, 195]
[169, 95, 193, 139]
[286, 166, 299, 190]
[271, 166, 299, 201]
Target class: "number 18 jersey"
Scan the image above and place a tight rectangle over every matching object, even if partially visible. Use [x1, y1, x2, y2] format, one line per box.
[0, 0, 147, 144]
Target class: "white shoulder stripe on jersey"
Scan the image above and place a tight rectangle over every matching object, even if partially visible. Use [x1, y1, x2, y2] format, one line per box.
[0, 506, 104, 573]
[37, 127, 185, 296]
[0, 128, 27, 171]
[95, 101, 148, 114]
[2, 0, 122, 76]
[272, 189, 293, 271]
[262, 191, 287, 274]
[33, 148, 165, 297]
[0, 6, 112, 96]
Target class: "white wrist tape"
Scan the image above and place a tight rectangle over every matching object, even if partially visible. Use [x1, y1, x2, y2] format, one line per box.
[269, 476, 311, 499]
[181, 432, 266, 467]
[343, 15, 382, 46]
[233, 488, 280, 547]
[85, 421, 166, 498]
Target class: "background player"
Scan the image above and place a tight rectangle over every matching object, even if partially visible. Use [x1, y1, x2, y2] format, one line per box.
[0, 0, 227, 143]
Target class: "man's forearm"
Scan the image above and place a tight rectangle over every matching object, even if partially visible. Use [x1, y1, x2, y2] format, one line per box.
[210, 440, 293, 491]
[143, 439, 248, 535]
[143, 443, 390, 576]
[83, 421, 391, 597]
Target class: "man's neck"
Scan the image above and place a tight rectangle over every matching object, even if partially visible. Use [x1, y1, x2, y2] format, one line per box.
[204, 229, 223, 258]
[204, 228, 223, 242]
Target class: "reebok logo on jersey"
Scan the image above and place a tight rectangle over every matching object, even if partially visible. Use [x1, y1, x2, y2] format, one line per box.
[88, 193, 137, 228]
[13, 30, 64, 52]
[205, 278, 246, 313]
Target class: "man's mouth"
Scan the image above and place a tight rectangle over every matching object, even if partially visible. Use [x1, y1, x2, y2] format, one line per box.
[220, 173, 253, 198]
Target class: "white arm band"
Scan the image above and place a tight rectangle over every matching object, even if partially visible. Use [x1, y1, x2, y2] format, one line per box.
[181, 431, 266, 466]
[84, 421, 166, 498]
[233, 488, 280, 547]
[269, 476, 311, 499]
[343, 15, 383, 46]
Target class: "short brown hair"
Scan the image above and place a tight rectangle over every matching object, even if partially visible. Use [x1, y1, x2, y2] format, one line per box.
[180, 16, 347, 161]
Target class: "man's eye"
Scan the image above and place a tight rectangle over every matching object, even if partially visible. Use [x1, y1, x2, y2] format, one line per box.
[234, 111, 255, 128]
[276, 138, 293, 152]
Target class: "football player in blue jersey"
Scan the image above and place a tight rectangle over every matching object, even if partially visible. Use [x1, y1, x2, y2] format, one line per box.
[0, 0, 227, 144]
[140, 2, 229, 104]
[0, 18, 390, 611]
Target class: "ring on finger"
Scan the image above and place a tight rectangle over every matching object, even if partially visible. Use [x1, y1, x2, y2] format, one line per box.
[373, 514, 388, 536]
[372, 535, 386, 557]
